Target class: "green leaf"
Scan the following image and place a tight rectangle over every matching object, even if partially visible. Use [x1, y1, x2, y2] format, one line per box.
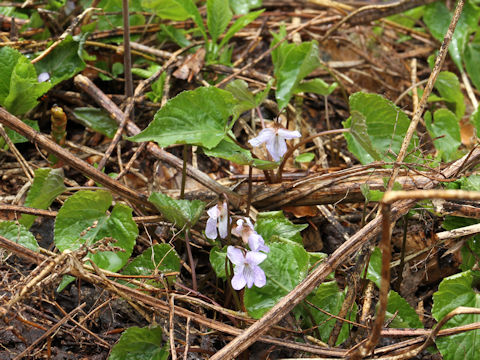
[295, 281, 357, 345]
[458, 174, 480, 191]
[0, 47, 51, 115]
[128, 87, 238, 149]
[295, 152, 315, 163]
[386, 290, 423, 328]
[434, 72, 465, 119]
[173, 0, 207, 39]
[210, 245, 227, 279]
[57, 275, 76, 292]
[244, 242, 309, 318]
[271, 36, 321, 109]
[34, 35, 86, 87]
[345, 111, 382, 163]
[423, 1, 479, 70]
[207, 0, 232, 43]
[73, 107, 119, 138]
[471, 107, 480, 142]
[54, 190, 138, 272]
[425, 109, 461, 161]
[20, 168, 66, 229]
[108, 325, 169, 360]
[225, 79, 256, 113]
[141, 0, 190, 21]
[387, 6, 424, 29]
[122, 244, 180, 286]
[0, 46, 22, 104]
[465, 43, 480, 91]
[360, 183, 371, 202]
[95, 0, 146, 43]
[366, 246, 382, 288]
[229, 0, 262, 15]
[0, 221, 39, 252]
[432, 271, 480, 360]
[219, 9, 264, 49]
[461, 237, 480, 272]
[149, 192, 205, 228]
[255, 211, 307, 245]
[294, 78, 338, 96]
[343, 92, 418, 165]
[225, 78, 272, 116]
[159, 24, 191, 47]
[4, 119, 39, 144]
[202, 138, 277, 169]
[147, 73, 166, 103]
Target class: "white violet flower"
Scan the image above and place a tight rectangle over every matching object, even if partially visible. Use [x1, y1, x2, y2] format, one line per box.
[205, 201, 229, 240]
[249, 126, 301, 161]
[227, 246, 267, 290]
[232, 218, 269, 253]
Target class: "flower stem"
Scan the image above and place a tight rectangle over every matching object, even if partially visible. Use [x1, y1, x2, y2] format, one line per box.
[275, 128, 349, 183]
[180, 144, 188, 199]
[225, 259, 242, 311]
[184, 228, 197, 291]
[246, 165, 253, 217]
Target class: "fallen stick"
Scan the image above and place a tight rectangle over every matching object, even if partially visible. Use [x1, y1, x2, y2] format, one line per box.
[0, 107, 151, 209]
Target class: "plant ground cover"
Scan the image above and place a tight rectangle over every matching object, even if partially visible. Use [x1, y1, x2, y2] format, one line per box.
[2, 0, 480, 359]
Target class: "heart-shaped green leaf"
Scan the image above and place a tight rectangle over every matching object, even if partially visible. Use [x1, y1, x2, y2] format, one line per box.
[0, 47, 51, 115]
[122, 244, 180, 287]
[128, 87, 238, 149]
[255, 211, 307, 245]
[34, 35, 86, 87]
[425, 109, 461, 161]
[386, 290, 423, 329]
[54, 190, 137, 272]
[244, 241, 309, 318]
[343, 92, 418, 164]
[294, 281, 357, 345]
[149, 192, 205, 228]
[432, 271, 480, 360]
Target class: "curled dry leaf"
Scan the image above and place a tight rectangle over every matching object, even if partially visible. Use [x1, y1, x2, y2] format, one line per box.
[173, 47, 206, 82]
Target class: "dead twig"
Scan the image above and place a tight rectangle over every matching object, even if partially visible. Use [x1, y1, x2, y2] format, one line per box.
[386, 0, 465, 191]
[0, 107, 152, 209]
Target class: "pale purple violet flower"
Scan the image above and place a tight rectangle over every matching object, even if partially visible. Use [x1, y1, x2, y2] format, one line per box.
[227, 246, 267, 290]
[37, 72, 50, 83]
[205, 201, 228, 239]
[249, 126, 301, 161]
[232, 218, 269, 253]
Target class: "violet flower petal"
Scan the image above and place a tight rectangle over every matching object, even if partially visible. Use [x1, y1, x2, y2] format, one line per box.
[253, 265, 266, 287]
[246, 250, 267, 265]
[207, 205, 219, 219]
[205, 217, 218, 239]
[266, 133, 287, 161]
[231, 273, 247, 290]
[277, 128, 301, 140]
[218, 202, 229, 239]
[249, 128, 275, 147]
[227, 246, 245, 266]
